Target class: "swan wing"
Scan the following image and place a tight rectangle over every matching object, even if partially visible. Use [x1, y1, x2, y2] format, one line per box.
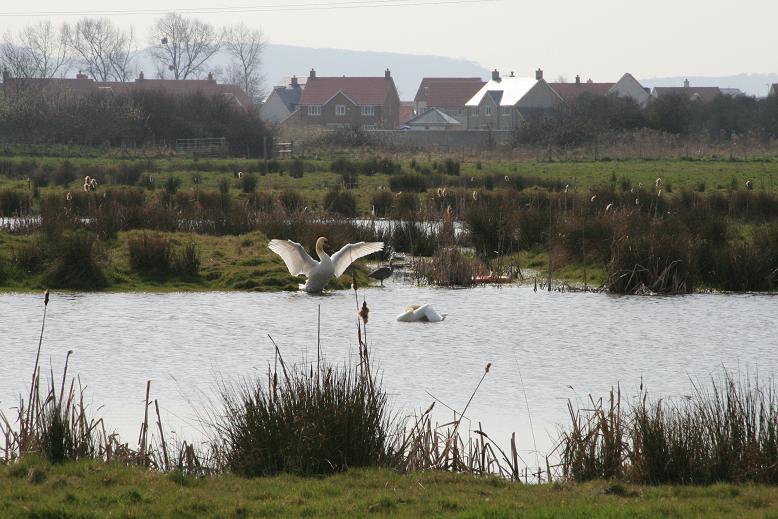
[331, 242, 384, 277]
[268, 239, 318, 276]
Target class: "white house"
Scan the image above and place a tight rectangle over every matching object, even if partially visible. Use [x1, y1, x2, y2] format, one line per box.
[465, 69, 563, 130]
[260, 76, 304, 124]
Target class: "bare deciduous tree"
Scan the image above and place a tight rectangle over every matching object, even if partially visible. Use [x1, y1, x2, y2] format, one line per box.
[223, 23, 265, 103]
[1, 21, 69, 79]
[149, 13, 220, 80]
[64, 18, 134, 82]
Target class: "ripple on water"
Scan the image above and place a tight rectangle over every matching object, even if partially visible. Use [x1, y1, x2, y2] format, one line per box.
[1, 285, 776, 457]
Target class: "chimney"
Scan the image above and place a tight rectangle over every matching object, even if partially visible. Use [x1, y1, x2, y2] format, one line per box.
[309, 68, 316, 79]
[491, 69, 500, 81]
[2, 68, 8, 84]
[509, 71, 515, 77]
[683, 78, 690, 88]
[535, 68, 543, 80]
[385, 68, 391, 79]
[207, 72, 214, 82]
[575, 75, 581, 85]
[291, 75, 298, 87]
[137, 71, 145, 81]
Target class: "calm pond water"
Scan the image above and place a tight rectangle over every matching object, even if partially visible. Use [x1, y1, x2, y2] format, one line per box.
[1, 282, 777, 463]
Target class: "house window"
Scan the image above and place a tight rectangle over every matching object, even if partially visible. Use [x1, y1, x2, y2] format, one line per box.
[361, 105, 375, 116]
[502, 107, 512, 116]
[307, 105, 321, 116]
[485, 105, 492, 116]
[471, 107, 479, 117]
[336, 105, 347, 116]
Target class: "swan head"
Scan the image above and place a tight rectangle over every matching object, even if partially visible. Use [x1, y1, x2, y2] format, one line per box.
[315, 237, 330, 256]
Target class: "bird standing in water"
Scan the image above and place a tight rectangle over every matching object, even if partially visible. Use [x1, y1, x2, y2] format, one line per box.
[367, 257, 397, 287]
[269, 237, 383, 293]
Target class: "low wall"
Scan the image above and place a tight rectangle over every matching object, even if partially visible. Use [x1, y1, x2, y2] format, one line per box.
[366, 130, 514, 150]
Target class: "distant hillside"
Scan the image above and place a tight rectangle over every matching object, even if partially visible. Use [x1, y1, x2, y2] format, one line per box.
[261, 44, 490, 99]
[131, 43, 489, 100]
[641, 74, 778, 97]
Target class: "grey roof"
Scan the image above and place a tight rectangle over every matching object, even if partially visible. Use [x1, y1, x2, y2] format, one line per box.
[406, 108, 462, 126]
[273, 85, 302, 111]
[486, 90, 503, 105]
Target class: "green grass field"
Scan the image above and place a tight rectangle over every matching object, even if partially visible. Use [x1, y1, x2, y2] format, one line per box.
[2, 459, 778, 518]
[2, 156, 778, 215]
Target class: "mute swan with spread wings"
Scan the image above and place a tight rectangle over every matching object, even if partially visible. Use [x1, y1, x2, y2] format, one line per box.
[268, 237, 384, 293]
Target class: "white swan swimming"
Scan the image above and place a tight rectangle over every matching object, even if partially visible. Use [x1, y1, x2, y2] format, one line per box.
[396, 304, 446, 323]
[268, 237, 384, 293]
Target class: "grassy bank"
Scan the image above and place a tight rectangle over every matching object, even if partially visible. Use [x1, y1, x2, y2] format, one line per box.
[0, 230, 370, 292]
[3, 460, 778, 519]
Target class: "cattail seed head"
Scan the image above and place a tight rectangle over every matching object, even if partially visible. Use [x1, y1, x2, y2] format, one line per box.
[351, 270, 358, 292]
[485, 362, 491, 374]
[44, 289, 49, 306]
[359, 301, 369, 325]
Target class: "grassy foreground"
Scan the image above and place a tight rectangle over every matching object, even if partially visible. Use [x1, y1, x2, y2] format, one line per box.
[2, 460, 778, 519]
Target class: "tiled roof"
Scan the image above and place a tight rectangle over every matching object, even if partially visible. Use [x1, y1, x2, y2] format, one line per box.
[298, 76, 396, 106]
[2, 76, 98, 96]
[414, 77, 486, 106]
[3, 74, 254, 109]
[653, 86, 721, 103]
[550, 82, 615, 102]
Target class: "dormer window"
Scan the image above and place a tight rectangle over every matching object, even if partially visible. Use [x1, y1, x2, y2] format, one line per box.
[471, 107, 479, 117]
[485, 105, 492, 116]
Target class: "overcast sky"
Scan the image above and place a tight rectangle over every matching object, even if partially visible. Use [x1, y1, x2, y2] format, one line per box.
[1, 0, 776, 81]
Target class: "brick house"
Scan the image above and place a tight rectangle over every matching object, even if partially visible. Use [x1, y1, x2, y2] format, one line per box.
[465, 69, 563, 130]
[1, 69, 253, 110]
[293, 69, 400, 129]
[550, 73, 650, 107]
[413, 77, 486, 123]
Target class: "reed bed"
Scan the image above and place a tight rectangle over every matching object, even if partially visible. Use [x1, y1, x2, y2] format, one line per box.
[558, 373, 778, 485]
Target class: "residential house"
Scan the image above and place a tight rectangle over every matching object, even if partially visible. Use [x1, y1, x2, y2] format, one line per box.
[292, 69, 400, 130]
[399, 101, 415, 126]
[403, 108, 464, 130]
[413, 77, 486, 122]
[1, 69, 254, 110]
[652, 79, 721, 103]
[261, 76, 304, 123]
[550, 73, 650, 107]
[768, 84, 778, 97]
[465, 69, 563, 130]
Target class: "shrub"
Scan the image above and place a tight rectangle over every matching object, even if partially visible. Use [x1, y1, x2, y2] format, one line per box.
[173, 242, 201, 277]
[278, 189, 305, 213]
[211, 361, 395, 476]
[389, 173, 427, 193]
[163, 176, 182, 195]
[324, 188, 357, 217]
[289, 159, 305, 179]
[43, 231, 106, 289]
[239, 173, 258, 193]
[0, 189, 32, 216]
[393, 192, 419, 219]
[218, 177, 230, 195]
[128, 232, 171, 274]
[371, 191, 393, 217]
